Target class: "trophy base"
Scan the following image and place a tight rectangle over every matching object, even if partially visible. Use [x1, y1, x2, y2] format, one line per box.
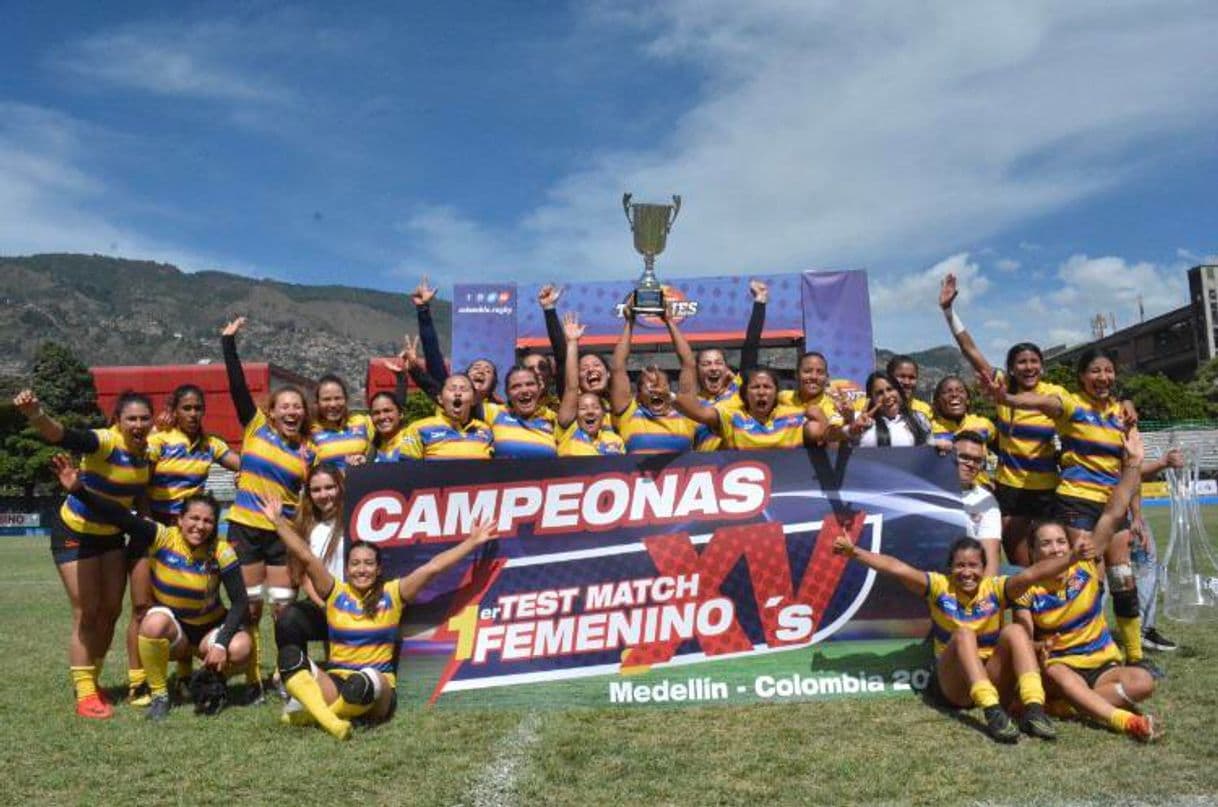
[633, 288, 665, 316]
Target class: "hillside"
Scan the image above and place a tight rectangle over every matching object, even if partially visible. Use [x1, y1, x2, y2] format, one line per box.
[0, 254, 451, 397]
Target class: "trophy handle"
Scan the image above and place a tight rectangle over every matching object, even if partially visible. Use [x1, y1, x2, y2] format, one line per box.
[667, 195, 681, 231]
[622, 193, 634, 228]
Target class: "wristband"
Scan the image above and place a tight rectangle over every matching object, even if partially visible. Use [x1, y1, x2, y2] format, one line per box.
[944, 307, 966, 336]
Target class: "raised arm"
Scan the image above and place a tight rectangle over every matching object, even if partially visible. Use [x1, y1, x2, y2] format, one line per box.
[259, 494, 335, 600]
[609, 307, 635, 417]
[13, 390, 99, 452]
[832, 535, 927, 596]
[1141, 446, 1184, 480]
[1089, 428, 1145, 558]
[221, 317, 258, 426]
[739, 280, 767, 373]
[939, 273, 996, 383]
[668, 317, 719, 429]
[398, 519, 499, 604]
[1003, 547, 1079, 602]
[50, 455, 157, 545]
[556, 312, 584, 428]
[412, 276, 449, 385]
[539, 285, 568, 397]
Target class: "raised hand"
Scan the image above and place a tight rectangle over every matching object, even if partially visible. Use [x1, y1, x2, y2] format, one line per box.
[1119, 400, 1139, 432]
[49, 453, 81, 492]
[748, 279, 768, 304]
[411, 275, 437, 307]
[939, 273, 958, 310]
[980, 371, 1006, 405]
[561, 311, 585, 343]
[221, 317, 246, 337]
[468, 517, 499, 546]
[1163, 447, 1185, 470]
[849, 402, 879, 436]
[1123, 427, 1145, 468]
[831, 535, 856, 556]
[256, 493, 284, 524]
[154, 409, 175, 432]
[538, 284, 562, 310]
[401, 334, 422, 369]
[12, 389, 42, 419]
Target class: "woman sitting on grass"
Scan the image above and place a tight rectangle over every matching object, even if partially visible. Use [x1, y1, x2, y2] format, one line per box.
[49, 455, 252, 721]
[832, 532, 1077, 742]
[258, 493, 499, 740]
[1013, 427, 1162, 742]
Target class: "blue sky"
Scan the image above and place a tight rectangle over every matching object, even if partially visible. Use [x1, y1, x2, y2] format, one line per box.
[3, 1, 1217, 353]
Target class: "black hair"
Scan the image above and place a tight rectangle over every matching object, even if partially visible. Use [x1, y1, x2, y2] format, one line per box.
[1004, 342, 1044, 394]
[1026, 518, 1069, 557]
[737, 366, 781, 409]
[368, 390, 402, 409]
[932, 375, 970, 417]
[505, 364, 542, 391]
[168, 384, 205, 411]
[111, 390, 153, 424]
[952, 429, 987, 446]
[945, 536, 986, 570]
[864, 371, 929, 446]
[886, 355, 918, 377]
[315, 374, 350, 425]
[464, 358, 501, 401]
[798, 351, 829, 370]
[179, 492, 221, 551]
[345, 540, 386, 618]
[1075, 347, 1117, 379]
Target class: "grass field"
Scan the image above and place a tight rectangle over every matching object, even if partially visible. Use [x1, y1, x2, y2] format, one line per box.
[3, 507, 1217, 806]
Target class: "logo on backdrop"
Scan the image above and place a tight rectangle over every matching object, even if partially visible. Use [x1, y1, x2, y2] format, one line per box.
[613, 284, 699, 328]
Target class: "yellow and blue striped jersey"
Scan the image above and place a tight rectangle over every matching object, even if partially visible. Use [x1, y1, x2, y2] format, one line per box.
[400, 414, 493, 460]
[228, 410, 316, 531]
[717, 403, 806, 451]
[994, 377, 1067, 491]
[1014, 560, 1122, 669]
[326, 579, 403, 683]
[930, 413, 996, 487]
[486, 403, 559, 460]
[310, 414, 373, 470]
[373, 429, 409, 463]
[146, 428, 232, 518]
[557, 423, 626, 456]
[925, 572, 1008, 661]
[778, 390, 846, 428]
[614, 399, 699, 455]
[148, 524, 239, 626]
[59, 426, 151, 537]
[695, 374, 744, 451]
[1055, 391, 1124, 504]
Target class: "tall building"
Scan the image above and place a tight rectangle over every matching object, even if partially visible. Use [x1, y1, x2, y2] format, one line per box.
[1189, 264, 1218, 364]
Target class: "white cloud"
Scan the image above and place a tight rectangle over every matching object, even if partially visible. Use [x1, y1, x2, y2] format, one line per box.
[995, 258, 1021, 272]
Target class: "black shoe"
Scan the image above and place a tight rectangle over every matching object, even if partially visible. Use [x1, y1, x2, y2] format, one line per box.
[1019, 703, 1057, 740]
[1131, 658, 1166, 681]
[1142, 628, 1178, 652]
[147, 694, 171, 721]
[983, 705, 1020, 743]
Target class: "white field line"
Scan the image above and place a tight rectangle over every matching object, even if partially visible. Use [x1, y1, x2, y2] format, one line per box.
[469, 711, 542, 807]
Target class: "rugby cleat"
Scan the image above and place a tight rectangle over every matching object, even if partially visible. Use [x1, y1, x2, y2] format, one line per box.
[146, 695, 171, 721]
[1128, 713, 1165, 743]
[983, 705, 1021, 743]
[75, 694, 113, 720]
[127, 683, 151, 708]
[1142, 628, 1178, 652]
[1019, 703, 1057, 740]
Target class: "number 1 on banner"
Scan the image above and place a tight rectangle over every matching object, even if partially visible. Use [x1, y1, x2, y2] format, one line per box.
[448, 605, 480, 661]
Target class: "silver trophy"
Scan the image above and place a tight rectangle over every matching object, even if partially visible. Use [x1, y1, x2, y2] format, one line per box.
[623, 193, 681, 315]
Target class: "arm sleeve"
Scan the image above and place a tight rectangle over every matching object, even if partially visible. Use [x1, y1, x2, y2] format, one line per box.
[408, 365, 442, 402]
[215, 566, 249, 648]
[740, 301, 765, 373]
[545, 308, 568, 397]
[394, 367, 409, 406]
[222, 334, 258, 425]
[73, 487, 157, 544]
[417, 305, 449, 385]
[58, 428, 101, 454]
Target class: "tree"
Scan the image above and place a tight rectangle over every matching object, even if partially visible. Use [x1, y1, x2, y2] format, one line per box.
[402, 391, 438, 426]
[1119, 373, 1212, 422]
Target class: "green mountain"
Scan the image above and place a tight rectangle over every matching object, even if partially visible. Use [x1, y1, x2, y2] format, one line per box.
[0, 254, 451, 397]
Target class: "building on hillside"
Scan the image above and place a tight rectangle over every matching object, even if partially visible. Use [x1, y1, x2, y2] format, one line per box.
[1045, 265, 1218, 381]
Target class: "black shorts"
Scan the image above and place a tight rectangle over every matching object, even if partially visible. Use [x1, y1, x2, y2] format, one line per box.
[125, 529, 155, 564]
[226, 522, 288, 567]
[1056, 494, 1130, 533]
[1079, 661, 1121, 689]
[180, 616, 225, 649]
[274, 600, 328, 648]
[994, 484, 1057, 520]
[50, 517, 125, 565]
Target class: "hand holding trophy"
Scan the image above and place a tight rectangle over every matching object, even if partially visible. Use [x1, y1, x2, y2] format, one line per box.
[623, 193, 681, 316]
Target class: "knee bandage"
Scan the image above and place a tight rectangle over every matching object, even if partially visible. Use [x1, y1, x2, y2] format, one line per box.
[245, 584, 265, 602]
[267, 586, 297, 605]
[145, 605, 184, 647]
[341, 671, 379, 706]
[1107, 563, 1135, 592]
[278, 644, 308, 678]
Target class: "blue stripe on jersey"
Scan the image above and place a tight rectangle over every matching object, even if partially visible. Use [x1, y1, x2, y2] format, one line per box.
[1059, 436, 1123, 458]
[1048, 631, 1115, 659]
[995, 451, 1058, 474]
[79, 473, 145, 498]
[239, 451, 300, 490]
[329, 626, 400, 646]
[1060, 465, 1120, 487]
[995, 421, 1056, 440]
[328, 659, 395, 673]
[494, 441, 559, 460]
[1068, 408, 1121, 428]
[233, 489, 296, 519]
[626, 432, 693, 453]
[934, 593, 1002, 623]
[152, 576, 210, 602]
[930, 623, 999, 647]
[150, 475, 201, 491]
[1050, 594, 1105, 635]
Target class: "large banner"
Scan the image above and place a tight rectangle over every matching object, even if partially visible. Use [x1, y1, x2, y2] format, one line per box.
[345, 447, 965, 709]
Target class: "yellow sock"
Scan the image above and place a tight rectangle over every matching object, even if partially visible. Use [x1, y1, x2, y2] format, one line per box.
[1017, 672, 1046, 706]
[128, 667, 146, 691]
[283, 670, 351, 740]
[969, 680, 1000, 709]
[1109, 708, 1136, 733]
[331, 695, 374, 720]
[138, 637, 171, 697]
[247, 630, 261, 686]
[176, 659, 192, 680]
[1117, 616, 1143, 663]
[70, 666, 97, 702]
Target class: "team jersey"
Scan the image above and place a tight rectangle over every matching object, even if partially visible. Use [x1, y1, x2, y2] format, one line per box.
[59, 426, 151, 537]
[400, 414, 494, 460]
[778, 390, 846, 427]
[994, 377, 1068, 491]
[717, 403, 806, 451]
[1054, 391, 1124, 504]
[146, 428, 232, 518]
[486, 402, 559, 460]
[228, 410, 316, 531]
[310, 413, 373, 470]
[326, 579, 404, 684]
[557, 423, 626, 456]
[925, 572, 1009, 661]
[1014, 560, 1122, 669]
[695, 374, 744, 451]
[148, 524, 239, 627]
[614, 399, 700, 455]
[373, 429, 409, 463]
[930, 413, 997, 488]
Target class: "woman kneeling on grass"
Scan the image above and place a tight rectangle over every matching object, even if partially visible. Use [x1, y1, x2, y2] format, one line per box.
[50, 455, 251, 720]
[833, 534, 1077, 742]
[1013, 428, 1162, 742]
[257, 493, 498, 740]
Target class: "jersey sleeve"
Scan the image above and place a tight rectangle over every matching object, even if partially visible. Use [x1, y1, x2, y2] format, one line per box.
[1053, 389, 1080, 423]
[387, 577, 404, 610]
[92, 427, 117, 458]
[205, 434, 230, 463]
[399, 425, 424, 460]
[992, 575, 1011, 609]
[243, 409, 268, 442]
[150, 522, 170, 555]
[924, 571, 946, 605]
[213, 539, 240, 574]
[145, 432, 166, 463]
